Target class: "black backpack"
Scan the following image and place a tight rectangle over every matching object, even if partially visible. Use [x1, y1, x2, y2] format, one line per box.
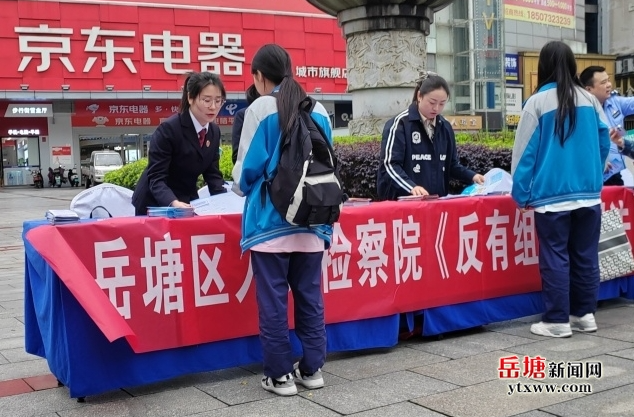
[261, 96, 345, 226]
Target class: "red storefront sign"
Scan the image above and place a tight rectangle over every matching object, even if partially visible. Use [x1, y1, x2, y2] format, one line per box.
[72, 100, 241, 127]
[0, 102, 49, 136]
[72, 100, 179, 128]
[0, 0, 347, 93]
[92, 0, 325, 14]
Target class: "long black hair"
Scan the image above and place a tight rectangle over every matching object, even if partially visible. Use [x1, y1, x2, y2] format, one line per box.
[245, 84, 260, 105]
[535, 41, 582, 145]
[412, 71, 450, 103]
[179, 71, 226, 113]
[251, 44, 306, 138]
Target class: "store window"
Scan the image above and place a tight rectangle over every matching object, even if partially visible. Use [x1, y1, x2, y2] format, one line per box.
[1, 136, 40, 186]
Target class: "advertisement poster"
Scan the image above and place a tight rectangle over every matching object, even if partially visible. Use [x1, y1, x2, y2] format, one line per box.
[505, 86, 523, 126]
[505, 53, 519, 83]
[504, 0, 575, 29]
[51, 145, 72, 166]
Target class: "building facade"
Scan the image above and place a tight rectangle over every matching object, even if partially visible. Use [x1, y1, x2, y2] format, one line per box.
[0, 0, 352, 186]
[426, 0, 617, 130]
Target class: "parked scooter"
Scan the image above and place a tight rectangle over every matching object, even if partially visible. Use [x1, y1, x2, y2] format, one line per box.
[31, 169, 44, 188]
[52, 165, 66, 187]
[68, 166, 80, 187]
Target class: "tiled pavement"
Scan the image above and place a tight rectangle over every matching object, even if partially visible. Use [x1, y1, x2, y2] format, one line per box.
[1, 185, 633, 416]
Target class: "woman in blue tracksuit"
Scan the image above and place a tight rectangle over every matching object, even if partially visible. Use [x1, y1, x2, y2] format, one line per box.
[232, 44, 331, 397]
[511, 41, 610, 338]
[377, 72, 484, 200]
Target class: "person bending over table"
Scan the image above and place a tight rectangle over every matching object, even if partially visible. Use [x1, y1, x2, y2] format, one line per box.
[376, 72, 484, 200]
[132, 71, 227, 215]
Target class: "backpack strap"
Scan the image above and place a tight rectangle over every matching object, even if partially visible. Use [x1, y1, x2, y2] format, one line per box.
[258, 95, 317, 208]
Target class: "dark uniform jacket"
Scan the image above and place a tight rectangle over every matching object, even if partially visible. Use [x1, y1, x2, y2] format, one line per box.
[377, 103, 475, 200]
[132, 112, 226, 215]
[231, 107, 247, 165]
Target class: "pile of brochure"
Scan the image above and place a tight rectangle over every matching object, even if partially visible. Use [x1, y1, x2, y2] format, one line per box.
[146, 206, 195, 219]
[45, 209, 80, 225]
[461, 168, 512, 196]
[397, 195, 439, 202]
[344, 198, 372, 207]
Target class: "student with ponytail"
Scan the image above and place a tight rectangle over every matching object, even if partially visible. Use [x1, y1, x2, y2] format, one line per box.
[511, 41, 610, 338]
[232, 44, 332, 397]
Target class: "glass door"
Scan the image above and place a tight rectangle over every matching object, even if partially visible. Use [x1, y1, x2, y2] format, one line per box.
[1, 136, 40, 186]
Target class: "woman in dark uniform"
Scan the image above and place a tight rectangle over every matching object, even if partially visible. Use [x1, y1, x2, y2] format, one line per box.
[132, 72, 227, 215]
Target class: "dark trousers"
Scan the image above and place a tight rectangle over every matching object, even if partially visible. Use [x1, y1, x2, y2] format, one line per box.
[534, 205, 601, 323]
[250, 251, 326, 379]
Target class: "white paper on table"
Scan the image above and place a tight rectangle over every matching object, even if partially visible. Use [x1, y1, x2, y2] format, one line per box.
[191, 192, 245, 216]
[439, 194, 470, 200]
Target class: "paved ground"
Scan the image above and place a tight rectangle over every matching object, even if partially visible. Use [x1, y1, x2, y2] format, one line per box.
[1, 185, 634, 417]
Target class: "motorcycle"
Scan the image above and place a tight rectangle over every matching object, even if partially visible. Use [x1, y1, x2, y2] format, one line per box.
[68, 167, 80, 187]
[31, 169, 44, 188]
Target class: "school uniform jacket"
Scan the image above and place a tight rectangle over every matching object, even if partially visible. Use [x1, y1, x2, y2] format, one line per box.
[231, 95, 333, 252]
[511, 83, 610, 209]
[132, 112, 225, 215]
[377, 103, 476, 200]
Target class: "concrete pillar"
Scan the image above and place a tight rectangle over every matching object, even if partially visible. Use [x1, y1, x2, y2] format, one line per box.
[307, 1, 454, 136]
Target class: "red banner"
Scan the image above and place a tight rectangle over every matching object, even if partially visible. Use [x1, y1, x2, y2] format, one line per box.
[0, 0, 346, 93]
[26, 188, 634, 353]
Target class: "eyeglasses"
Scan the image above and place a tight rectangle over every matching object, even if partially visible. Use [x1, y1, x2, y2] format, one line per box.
[199, 97, 226, 107]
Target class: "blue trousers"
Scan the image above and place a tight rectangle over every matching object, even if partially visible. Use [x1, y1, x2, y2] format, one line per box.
[534, 205, 601, 323]
[250, 251, 326, 379]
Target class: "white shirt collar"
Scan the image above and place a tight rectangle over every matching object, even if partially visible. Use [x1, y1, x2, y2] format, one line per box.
[419, 112, 436, 127]
[189, 109, 209, 134]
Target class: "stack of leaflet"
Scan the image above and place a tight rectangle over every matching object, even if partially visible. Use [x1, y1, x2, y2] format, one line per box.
[397, 194, 439, 202]
[146, 206, 195, 219]
[45, 209, 80, 225]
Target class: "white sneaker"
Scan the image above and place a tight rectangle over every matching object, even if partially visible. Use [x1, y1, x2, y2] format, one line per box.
[530, 321, 572, 338]
[292, 362, 324, 389]
[570, 313, 597, 332]
[261, 373, 297, 396]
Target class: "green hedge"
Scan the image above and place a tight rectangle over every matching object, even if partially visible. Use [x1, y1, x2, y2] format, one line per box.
[104, 145, 233, 190]
[105, 134, 514, 197]
[103, 158, 148, 190]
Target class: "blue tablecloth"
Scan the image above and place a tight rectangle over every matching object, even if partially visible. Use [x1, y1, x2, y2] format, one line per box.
[23, 220, 634, 398]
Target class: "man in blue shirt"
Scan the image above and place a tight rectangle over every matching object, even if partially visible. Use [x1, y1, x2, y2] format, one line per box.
[580, 66, 634, 185]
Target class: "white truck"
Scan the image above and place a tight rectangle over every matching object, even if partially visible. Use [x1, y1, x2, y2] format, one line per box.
[82, 150, 123, 187]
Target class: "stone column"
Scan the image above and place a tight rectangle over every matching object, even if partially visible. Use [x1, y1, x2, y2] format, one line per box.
[307, 1, 455, 136]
